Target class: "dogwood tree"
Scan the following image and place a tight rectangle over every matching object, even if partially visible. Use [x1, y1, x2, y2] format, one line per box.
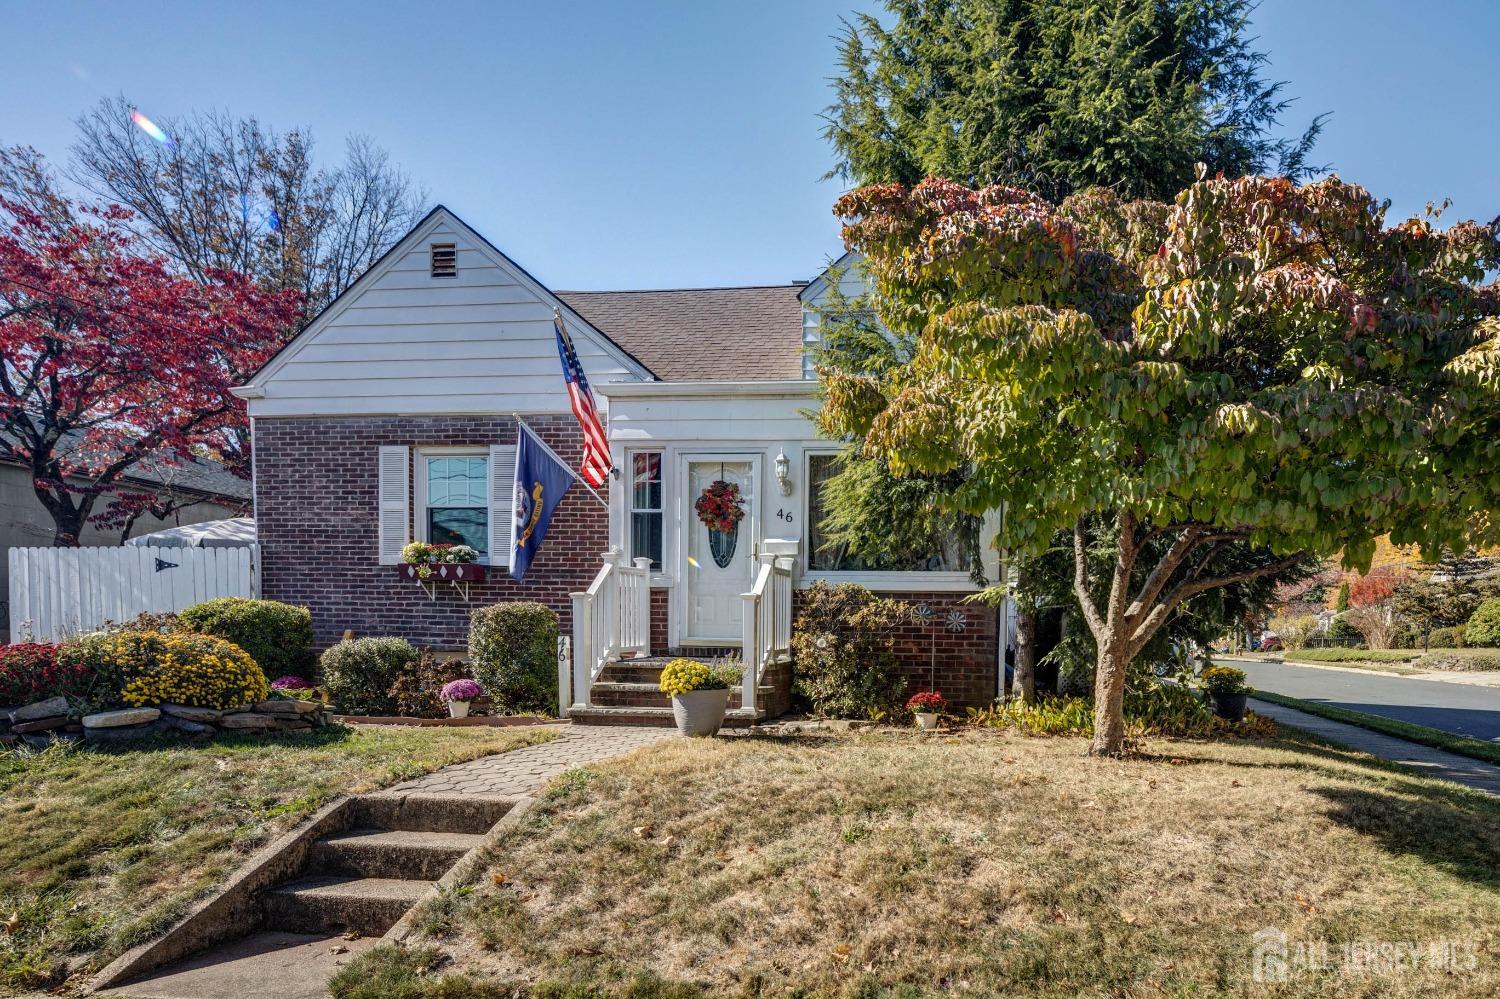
[0, 198, 300, 544]
[822, 173, 1500, 754]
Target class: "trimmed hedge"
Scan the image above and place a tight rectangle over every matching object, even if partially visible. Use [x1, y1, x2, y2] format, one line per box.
[469, 602, 558, 715]
[178, 597, 314, 678]
[1285, 647, 1420, 664]
[1417, 649, 1500, 672]
[1465, 598, 1500, 648]
[320, 637, 420, 715]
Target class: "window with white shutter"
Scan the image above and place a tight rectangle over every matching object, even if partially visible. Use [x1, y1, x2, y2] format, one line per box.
[488, 443, 517, 567]
[377, 446, 410, 565]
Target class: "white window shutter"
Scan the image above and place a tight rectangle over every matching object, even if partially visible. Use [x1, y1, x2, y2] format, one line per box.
[489, 444, 517, 565]
[377, 446, 410, 565]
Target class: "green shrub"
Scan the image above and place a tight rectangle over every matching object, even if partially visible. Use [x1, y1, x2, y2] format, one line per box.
[1465, 598, 1500, 647]
[790, 581, 910, 719]
[178, 597, 314, 677]
[1285, 647, 1420, 664]
[969, 684, 1242, 739]
[320, 637, 419, 715]
[1428, 625, 1467, 649]
[1327, 616, 1362, 643]
[469, 602, 558, 715]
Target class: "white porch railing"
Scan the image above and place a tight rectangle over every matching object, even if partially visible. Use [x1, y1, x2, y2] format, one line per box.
[740, 552, 794, 714]
[568, 548, 651, 712]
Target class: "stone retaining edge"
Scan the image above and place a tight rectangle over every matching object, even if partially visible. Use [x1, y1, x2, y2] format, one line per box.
[89, 796, 358, 992]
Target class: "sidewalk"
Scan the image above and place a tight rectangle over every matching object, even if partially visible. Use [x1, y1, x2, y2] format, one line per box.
[1250, 697, 1500, 797]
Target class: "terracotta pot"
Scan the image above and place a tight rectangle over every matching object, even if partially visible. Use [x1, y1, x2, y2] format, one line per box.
[447, 700, 471, 719]
[671, 688, 731, 737]
[914, 712, 940, 731]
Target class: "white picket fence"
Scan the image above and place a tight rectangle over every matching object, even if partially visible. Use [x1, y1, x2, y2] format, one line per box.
[8, 545, 258, 642]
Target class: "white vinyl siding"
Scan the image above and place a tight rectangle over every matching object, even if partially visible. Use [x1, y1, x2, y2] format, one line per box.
[243, 210, 649, 418]
[377, 446, 410, 565]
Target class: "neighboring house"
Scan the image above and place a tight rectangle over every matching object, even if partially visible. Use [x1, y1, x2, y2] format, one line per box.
[233, 206, 1012, 723]
[0, 443, 250, 639]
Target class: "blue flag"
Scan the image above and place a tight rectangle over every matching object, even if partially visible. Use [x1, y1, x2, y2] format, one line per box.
[509, 424, 574, 581]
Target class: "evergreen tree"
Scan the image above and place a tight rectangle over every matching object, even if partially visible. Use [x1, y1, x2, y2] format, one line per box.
[823, 0, 1325, 200]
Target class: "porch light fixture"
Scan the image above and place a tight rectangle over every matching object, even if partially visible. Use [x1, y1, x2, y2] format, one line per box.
[774, 449, 792, 495]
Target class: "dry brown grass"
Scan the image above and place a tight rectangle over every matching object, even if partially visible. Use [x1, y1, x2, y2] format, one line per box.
[0, 723, 556, 994]
[402, 729, 1500, 998]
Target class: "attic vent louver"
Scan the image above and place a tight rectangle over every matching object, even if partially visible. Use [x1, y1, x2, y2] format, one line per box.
[430, 243, 457, 278]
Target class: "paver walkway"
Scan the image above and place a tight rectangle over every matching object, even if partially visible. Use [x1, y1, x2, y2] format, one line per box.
[1251, 697, 1500, 797]
[381, 724, 674, 799]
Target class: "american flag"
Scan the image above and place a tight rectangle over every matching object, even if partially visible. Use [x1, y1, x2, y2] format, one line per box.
[553, 311, 611, 487]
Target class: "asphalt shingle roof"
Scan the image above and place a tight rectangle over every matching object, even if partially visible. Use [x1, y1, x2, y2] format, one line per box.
[557, 285, 807, 382]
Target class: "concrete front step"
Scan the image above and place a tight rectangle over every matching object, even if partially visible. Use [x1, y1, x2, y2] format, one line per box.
[569, 705, 760, 728]
[589, 681, 773, 711]
[309, 828, 485, 880]
[261, 875, 433, 936]
[351, 793, 515, 834]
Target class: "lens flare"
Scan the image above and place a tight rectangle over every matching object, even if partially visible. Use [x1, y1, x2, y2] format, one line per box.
[129, 108, 172, 146]
[686, 556, 700, 569]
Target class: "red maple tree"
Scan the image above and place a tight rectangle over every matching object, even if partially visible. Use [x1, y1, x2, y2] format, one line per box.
[0, 198, 300, 544]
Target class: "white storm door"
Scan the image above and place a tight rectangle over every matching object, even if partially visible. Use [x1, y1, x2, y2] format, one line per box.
[682, 457, 757, 643]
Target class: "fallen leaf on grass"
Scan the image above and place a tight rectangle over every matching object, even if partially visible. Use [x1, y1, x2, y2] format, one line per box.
[1120, 910, 1138, 925]
[2, 912, 19, 935]
[831, 944, 852, 963]
[633, 825, 654, 839]
[341, 931, 359, 940]
[491, 872, 507, 886]
[329, 944, 348, 955]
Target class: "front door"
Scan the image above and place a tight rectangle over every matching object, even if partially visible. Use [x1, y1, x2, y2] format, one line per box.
[682, 457, 757, 643]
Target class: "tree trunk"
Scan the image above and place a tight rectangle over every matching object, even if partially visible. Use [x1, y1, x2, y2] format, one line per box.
[1013, 609, 1038, 704]
[1090, 629, 1131, 755]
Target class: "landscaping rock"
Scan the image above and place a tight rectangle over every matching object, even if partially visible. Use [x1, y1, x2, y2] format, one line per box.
[84, 719, 172, 744]
[268, 717, 314, 731]
[161, 703, 224, 723]
[161, 714, 216, 737]
[254, 699, 322, 715]
[83, 707, 162, 729]
[10, 696, 70, 724]
[219, 712, 276, 730]
[12, 715, 72, 734]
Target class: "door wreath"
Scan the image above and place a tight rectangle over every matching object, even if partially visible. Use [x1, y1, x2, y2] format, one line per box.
[695, 479, 745, 568]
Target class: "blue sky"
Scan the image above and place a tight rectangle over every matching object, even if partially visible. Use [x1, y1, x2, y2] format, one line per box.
[1, 1, 1494, 290]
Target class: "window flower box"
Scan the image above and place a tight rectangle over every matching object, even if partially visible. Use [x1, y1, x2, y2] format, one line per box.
[394, 562, 486, 583]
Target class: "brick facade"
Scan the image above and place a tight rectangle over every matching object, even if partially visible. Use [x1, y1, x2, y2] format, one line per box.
[790, 588, 1000, 711]
[254, 414, 608, 651]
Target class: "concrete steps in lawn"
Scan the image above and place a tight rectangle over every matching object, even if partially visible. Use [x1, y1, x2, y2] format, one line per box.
[568, 705, 761, 728]
[579, 653, 767, 724]
[258, 795, 508, 936]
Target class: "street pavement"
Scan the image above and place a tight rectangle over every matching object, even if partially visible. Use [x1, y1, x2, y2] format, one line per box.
[1224, 657, 1500, 743]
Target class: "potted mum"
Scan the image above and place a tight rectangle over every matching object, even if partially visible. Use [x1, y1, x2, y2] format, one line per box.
[906, 690, 947, 731]
[1200, 666, 1252, 722]
[440, 678, 483, 719]
[658, 657, 740, 737]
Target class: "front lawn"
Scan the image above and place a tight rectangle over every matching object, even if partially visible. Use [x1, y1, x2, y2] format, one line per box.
[350, 730, 1500, 998]
[0, 723, 556, 993]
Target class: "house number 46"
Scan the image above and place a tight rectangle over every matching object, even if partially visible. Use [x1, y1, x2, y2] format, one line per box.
[775, 508, 794, 523]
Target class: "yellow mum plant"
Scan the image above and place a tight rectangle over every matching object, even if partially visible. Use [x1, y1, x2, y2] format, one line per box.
[658, 657, 741, 696]
[108, 630, 270, 710]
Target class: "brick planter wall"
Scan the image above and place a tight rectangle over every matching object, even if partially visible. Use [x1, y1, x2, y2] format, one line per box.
[254, 414, 608, 652]
[790, 588, 1000, 710]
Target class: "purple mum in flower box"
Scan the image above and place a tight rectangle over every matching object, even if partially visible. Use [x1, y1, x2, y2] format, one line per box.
[440, 678, 483, 703]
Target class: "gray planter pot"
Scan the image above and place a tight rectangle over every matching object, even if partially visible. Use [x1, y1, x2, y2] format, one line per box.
[671, 688, 731, 737]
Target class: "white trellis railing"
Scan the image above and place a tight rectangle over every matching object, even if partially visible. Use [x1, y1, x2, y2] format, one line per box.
[568, 548, 651, 712]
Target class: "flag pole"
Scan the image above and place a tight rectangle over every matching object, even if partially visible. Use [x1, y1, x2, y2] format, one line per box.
[512, 413, 610, 510]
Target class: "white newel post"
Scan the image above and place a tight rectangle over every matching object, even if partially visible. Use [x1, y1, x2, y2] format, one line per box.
[556, 635, 572, 717]
[570, 591, 592, 709]
[740, 589, 759, 716]
[633, 557, 653, 657]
